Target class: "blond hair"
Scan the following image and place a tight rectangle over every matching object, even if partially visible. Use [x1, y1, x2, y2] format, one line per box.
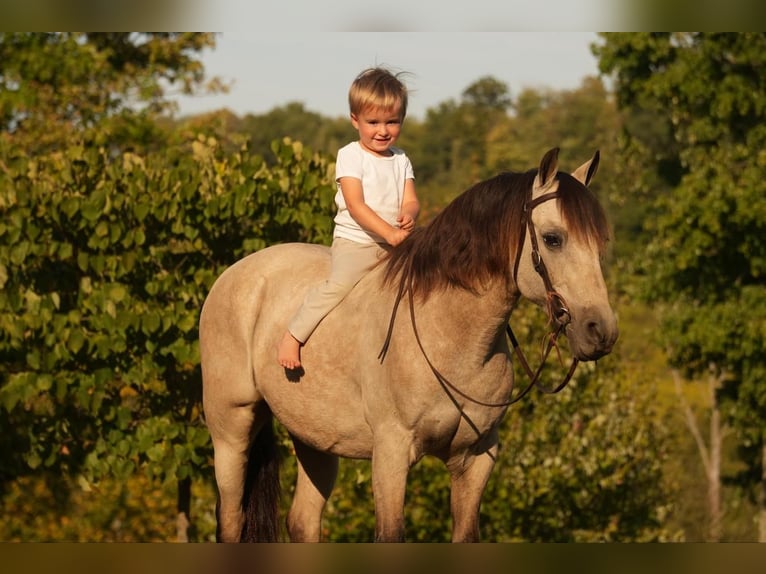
[348, 67, 409, 119]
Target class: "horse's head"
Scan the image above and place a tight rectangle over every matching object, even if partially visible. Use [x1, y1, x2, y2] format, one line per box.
[514, 148, 618, 361]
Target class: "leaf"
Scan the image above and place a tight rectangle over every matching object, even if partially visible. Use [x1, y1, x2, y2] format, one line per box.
[26, 451, 42, 470]
[141, 312, 161, 334]
[61, 197, 80, 218]
[77, 251, 89, 272]
[176, 313, 196, 333]
[68, 330, 85, 354]
[10, 241, 30, 265]
[134, 202, 150, 222]
[146, 444, 165, 462]
[26, 350, 41, 370]
[36, 374, 53, 391]
[108, 284, 127, 303]
[80, 200, 101, 222]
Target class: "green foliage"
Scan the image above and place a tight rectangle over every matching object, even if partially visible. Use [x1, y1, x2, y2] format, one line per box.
[596, 31, 766, 528]
[486, 376, 674, 541]
[236, 102, 355, 160]
[407, 77, 513, 205]
[486, 77, 618, 172]
[0, 472, 218, 542]
[483, 302, 675, 542]
[0, 134, 336, 494]
[0, 33, 218, 153]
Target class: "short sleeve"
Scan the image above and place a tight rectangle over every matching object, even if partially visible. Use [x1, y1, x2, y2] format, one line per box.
[335, 143, 363, 182]
[404, 155, 415, 180]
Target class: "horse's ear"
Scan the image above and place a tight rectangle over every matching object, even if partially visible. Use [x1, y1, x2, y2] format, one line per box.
[572, 150, 600, 186]
[536, 147, 560, 189]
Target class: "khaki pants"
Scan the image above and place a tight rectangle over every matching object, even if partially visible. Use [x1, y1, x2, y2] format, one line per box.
[288, 237, 389, 343]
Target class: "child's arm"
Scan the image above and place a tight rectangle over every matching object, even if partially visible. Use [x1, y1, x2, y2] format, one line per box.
[397, 178, 419, 231]
[338, 176, 409, 246]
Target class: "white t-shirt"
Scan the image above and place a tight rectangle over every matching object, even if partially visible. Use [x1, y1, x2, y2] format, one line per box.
[333, 141, 415, 244]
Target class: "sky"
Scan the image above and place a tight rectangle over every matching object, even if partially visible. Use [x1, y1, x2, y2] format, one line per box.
[172, 32, 605, 122]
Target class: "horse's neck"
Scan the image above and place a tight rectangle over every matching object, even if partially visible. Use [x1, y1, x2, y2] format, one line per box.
[416, 282, 517, 363]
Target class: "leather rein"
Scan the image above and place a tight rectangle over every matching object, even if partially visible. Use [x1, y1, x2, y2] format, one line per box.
[378, 188, 579, 408]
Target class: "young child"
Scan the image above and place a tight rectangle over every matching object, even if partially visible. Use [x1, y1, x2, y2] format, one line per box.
[277, 67, 420, 370]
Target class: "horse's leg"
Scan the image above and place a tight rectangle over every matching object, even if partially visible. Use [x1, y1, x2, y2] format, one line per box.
[286, 437, 338, 542]
[371, 436, 411, 542]
[209, 403, 260, 543]
[447, 435, 499, 543]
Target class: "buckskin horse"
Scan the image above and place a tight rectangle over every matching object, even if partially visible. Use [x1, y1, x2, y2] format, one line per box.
[199, 147, 618, 542]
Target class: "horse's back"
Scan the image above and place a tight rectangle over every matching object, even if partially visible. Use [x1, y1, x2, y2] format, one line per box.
[204, 242, 330, 303]
[200, 242, 378, 455]
[202, 242, 329, 330]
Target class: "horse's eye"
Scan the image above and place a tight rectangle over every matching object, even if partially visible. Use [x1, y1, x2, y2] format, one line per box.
[542, 233, 562, 249]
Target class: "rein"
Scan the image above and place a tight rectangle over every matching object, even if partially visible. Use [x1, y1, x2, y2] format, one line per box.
[378, 188, 579, 408]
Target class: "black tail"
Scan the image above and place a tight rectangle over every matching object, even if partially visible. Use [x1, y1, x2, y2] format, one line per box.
[240, 414, 282, 542]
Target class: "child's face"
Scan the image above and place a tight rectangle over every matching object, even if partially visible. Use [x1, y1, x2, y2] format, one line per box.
[350, 105, 403, 157]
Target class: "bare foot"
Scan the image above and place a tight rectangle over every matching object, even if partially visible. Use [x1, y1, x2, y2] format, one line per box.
[277, 331, 302, 369]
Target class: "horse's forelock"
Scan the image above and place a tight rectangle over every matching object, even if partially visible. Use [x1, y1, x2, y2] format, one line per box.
[554, 172, 611, 253]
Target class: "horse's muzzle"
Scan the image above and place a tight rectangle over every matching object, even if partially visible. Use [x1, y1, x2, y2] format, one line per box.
[568, 307, 618, 361]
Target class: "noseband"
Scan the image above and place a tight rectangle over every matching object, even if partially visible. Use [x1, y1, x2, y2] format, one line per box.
[378, 187, 579, 411]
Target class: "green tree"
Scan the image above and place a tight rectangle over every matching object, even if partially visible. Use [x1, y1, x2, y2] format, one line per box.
[485, 77, 618, 171]
[0, 134, 336, 540]
[596, 31, 766, 541]
[482, 77, 627, 257]
[0, 33, 220, 153]
[410, 76, 512, 206]
[0, 32, 339, 541]
[237, 102, 354, 160]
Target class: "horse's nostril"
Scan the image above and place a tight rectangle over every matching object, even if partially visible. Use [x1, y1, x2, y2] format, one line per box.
[588, 320, 605, 344]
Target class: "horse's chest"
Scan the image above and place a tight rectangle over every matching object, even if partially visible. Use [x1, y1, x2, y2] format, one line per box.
[413, 404, 502, 455]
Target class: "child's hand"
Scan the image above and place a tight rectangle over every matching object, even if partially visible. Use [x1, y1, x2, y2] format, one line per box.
[387, 227, 410, 247]
[397, 214, 415, 232]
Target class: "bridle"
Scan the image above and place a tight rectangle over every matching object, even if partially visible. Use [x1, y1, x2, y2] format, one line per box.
[378, 186, 579, 409]
[505, 188, 579, 404]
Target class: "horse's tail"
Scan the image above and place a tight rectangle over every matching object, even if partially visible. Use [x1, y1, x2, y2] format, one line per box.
[240, 412, 282, 542]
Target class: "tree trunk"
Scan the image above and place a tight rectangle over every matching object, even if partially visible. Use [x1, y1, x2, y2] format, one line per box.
[177, 477, 191, 542]
[759, 442, 766, 543]
[673, 369, 723, 542]
[707, 374, 722, 542]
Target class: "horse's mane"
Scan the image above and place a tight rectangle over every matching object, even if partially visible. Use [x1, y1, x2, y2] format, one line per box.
[382, 169, 610, 299]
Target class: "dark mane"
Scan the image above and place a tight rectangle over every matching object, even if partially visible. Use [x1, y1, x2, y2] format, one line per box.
[382, 169, 610, 299]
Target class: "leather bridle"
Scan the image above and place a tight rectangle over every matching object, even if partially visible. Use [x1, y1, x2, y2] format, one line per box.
[505, 189, 579, 404]
[378, 187, 579, 409]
